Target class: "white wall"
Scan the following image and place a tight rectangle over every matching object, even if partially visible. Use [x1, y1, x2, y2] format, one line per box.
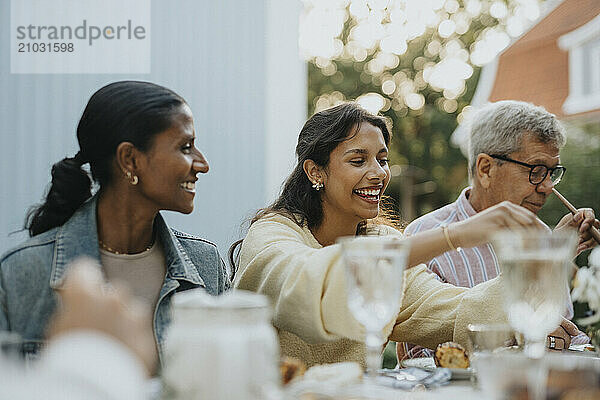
[264, 0, 306, 203]
[0, 0, 306, 258]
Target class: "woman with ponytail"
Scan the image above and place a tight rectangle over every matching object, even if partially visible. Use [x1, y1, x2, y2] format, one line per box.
[0, 81, 229, 369]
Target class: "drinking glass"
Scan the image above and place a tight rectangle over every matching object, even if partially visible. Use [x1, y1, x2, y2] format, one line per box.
[492, 229, 577, 359]
[467, 323, 516, 388]
[164, 290, 279, 400]
[338, 236, 409, 383]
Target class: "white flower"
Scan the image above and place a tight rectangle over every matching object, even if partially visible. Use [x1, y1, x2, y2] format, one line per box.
[589, 247, 600, 268]
[572, 262, 600, 326]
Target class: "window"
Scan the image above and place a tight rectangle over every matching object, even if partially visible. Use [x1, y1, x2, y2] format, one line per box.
[589, 41, 600, 95]
[558, 15, 600, 115]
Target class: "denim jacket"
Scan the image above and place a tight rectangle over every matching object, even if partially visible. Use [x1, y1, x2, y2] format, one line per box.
[0, 195, 230, 360]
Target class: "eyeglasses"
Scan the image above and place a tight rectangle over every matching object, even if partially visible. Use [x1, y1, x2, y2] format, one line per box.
[489, 155, 566, 185]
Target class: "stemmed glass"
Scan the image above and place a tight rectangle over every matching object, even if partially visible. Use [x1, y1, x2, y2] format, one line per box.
[338, 236, 409, 384]
[492, 230, 577, 400]
[492, 229, 577, 359]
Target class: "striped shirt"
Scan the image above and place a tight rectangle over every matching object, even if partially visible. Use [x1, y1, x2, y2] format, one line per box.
[397, 187, 584, 361]
[405, 187, 500, 288]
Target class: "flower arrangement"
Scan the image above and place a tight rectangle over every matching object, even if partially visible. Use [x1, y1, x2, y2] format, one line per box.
[571, 247, 600, 347]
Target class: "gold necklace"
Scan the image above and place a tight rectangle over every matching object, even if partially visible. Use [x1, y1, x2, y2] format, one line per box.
[98, 239, 153, 255]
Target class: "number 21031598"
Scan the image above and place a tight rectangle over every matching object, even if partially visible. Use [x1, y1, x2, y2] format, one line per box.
[17, 42, 74, 52]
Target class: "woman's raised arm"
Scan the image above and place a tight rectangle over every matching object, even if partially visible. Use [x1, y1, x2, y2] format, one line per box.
[404, 201, 547, 268]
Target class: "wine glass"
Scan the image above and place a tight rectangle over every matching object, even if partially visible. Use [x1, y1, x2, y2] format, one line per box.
[338, 236, 409, 384]
[492, 229, 577, 400]
[492, 229, 577, 359]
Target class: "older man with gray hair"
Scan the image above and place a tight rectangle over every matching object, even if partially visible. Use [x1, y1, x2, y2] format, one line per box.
[397, 100, 598, 360]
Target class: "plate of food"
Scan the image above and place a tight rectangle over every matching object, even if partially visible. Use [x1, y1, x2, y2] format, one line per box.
[400, 342, 474, 380]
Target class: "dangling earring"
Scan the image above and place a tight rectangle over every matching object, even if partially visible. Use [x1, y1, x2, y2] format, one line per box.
[125, 171, 139, 186]
[312, 181, 324, 191]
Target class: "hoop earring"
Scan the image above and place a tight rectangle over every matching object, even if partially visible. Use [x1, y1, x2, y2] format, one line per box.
[312, 181, 324, 191]
[125, 171, 139, 186]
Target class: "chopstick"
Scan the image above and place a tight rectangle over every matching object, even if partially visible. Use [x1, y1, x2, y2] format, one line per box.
[552, 188, 600, 244]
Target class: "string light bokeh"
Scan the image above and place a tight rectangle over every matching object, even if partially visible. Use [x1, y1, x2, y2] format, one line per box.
[300, 0, 543, 120]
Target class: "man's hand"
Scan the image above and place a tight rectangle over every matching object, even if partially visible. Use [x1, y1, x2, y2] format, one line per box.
[47, 258, 158, 376]
[555, 208, 600, 255]
[546, 318, 579, 351]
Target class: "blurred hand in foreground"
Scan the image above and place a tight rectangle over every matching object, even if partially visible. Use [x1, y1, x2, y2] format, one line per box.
[47, 258, 157, 376]
[555, 208, 600, 255]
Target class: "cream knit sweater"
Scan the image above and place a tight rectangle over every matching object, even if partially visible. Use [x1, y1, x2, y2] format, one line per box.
[234, 213, 507, 367]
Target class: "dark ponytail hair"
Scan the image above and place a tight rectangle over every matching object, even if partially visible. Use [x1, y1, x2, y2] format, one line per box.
[229, 102, 397, 274]
[26, 81, 186, 236]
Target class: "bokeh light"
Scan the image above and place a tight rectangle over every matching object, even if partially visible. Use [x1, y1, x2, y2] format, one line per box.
[301, 0, 543, 112]
[356, 92, 386, 113]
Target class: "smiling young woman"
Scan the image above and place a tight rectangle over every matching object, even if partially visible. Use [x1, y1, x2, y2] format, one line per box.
[231, 102, 552, 368]
[0, 81, 229, 371]
[304, 122, 391, 246]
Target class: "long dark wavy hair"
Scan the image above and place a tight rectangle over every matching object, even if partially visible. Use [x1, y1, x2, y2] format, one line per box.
[25, 81, 186, 236]
[229, 102, 400, 273]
